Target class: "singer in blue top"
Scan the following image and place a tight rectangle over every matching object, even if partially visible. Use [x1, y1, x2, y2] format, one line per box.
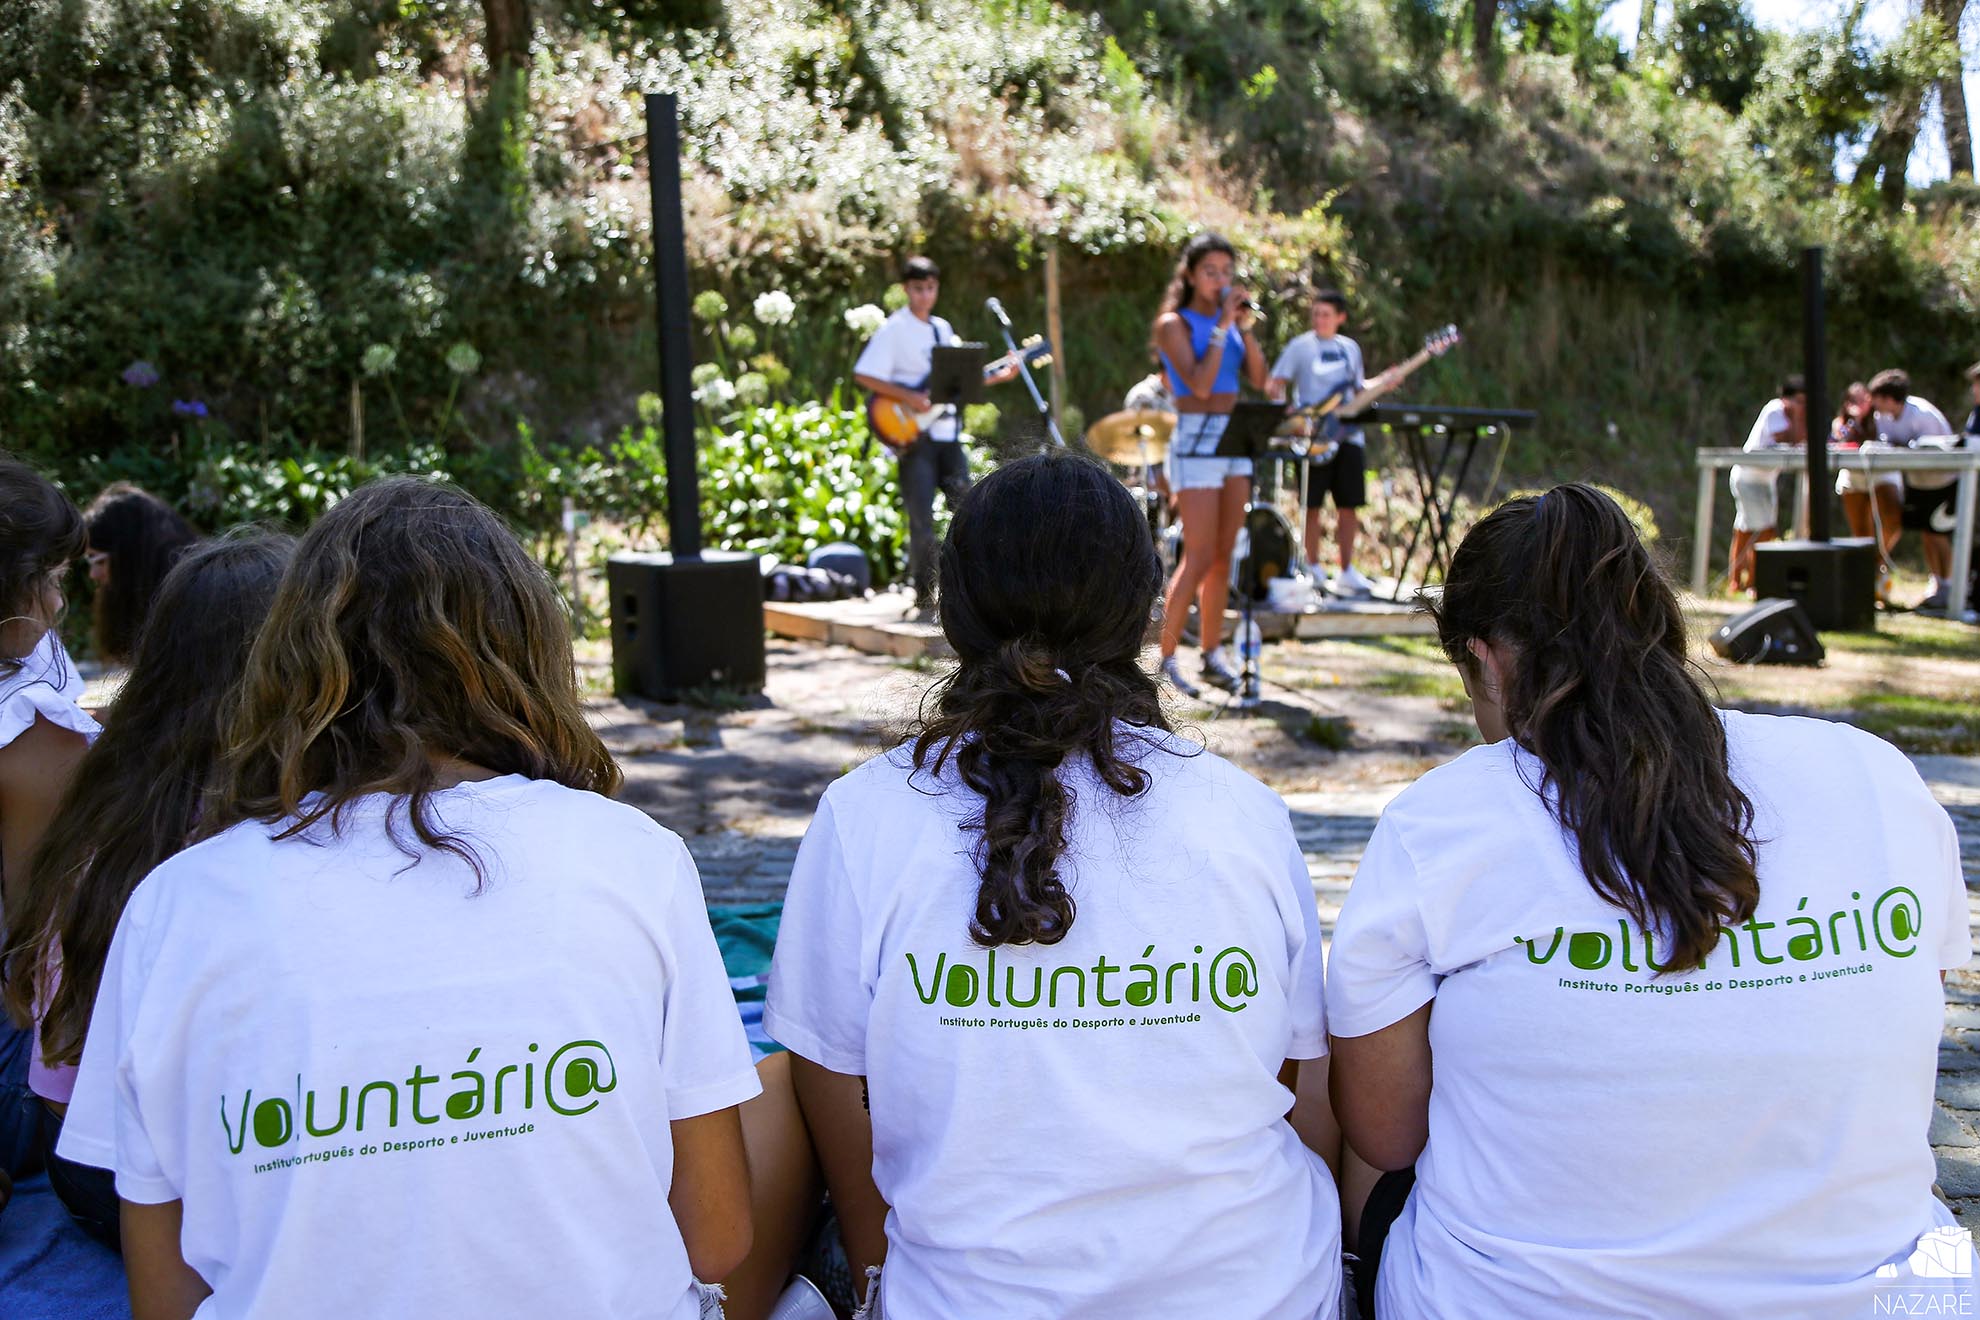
[1151, 233, 1269, 698]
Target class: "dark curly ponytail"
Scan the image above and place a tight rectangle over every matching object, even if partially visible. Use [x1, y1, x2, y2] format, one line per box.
[1431, 484, 1759, 972]
[911, 449, 1171, 948]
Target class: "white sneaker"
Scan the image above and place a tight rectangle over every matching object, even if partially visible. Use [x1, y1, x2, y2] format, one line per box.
[1304, 560, 1328, 589]
[1335, 564, 1375, 596]
[1159, 654, 1201, 698]
[1200, 647, 1241, 693]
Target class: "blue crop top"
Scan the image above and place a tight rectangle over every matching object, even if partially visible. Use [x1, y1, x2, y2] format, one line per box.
[1161, 305, 1244, 398]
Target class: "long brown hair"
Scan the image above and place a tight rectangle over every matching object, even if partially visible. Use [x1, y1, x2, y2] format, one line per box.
[3, 534, 293, 1058]
[911, 450, 1172, 947]
[203, 478, 621, 871]
[83, 482, 200, 663]
[0, 458, 83, 676]
[1430, 484, 1758, 971]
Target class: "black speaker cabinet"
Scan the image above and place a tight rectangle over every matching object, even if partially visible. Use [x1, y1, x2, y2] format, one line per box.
[607, 551, 765, 701]
[1710, 597, 1824, 666]
[1751, 538, 1877, 632]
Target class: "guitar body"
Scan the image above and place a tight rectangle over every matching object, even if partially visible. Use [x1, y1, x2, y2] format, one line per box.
[866, 393, 926, 453]
[862, 338, 1054, 456]
[1280, 324, 1463, 465]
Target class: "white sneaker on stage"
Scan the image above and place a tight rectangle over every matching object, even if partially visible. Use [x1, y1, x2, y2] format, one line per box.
[1200, 648, 1242, 694]
[1160, 654, 1202, 698]
[1335, 564, 1375, 597]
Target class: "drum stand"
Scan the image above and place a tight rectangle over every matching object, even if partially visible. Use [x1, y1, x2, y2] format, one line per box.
[1232, 468, 1264, 713]
[1209, 402, 1289, 717]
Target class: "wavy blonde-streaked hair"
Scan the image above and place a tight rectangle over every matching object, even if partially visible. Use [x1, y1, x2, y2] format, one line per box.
[204, 478, 621, 870]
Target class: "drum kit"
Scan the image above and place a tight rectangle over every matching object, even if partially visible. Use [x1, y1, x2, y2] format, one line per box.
[1083, 407, 1318, 613]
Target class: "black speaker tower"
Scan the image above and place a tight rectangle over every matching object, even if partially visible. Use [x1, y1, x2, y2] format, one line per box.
[609, 94, 765, 701]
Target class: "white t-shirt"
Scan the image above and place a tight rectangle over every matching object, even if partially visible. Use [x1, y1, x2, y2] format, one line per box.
[1271, 331, 1368, 445]
[854, 308, 960, 441]
[1742, 397, 1795, 452]
[1877, 397, 1960, 492]
[60, 776, 759, 1320]
[0, 629, 97, 882]
[0, 629, 96, 746]
[1328, 709, 1972, 1320]
[765, 732, 1341, 1320]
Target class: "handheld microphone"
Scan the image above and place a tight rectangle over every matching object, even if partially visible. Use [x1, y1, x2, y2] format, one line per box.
[985, 296, 1013, 328]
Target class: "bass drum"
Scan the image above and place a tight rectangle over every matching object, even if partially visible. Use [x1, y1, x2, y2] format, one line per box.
[1232, 505, 1297, 604]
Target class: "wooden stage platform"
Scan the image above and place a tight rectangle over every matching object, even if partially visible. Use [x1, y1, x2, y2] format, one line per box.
[764, 586, 1436, 663]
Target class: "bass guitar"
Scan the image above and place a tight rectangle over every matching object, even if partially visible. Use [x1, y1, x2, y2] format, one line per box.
[1280, 324, 1463, 463]
[866, 338, 1053, 453]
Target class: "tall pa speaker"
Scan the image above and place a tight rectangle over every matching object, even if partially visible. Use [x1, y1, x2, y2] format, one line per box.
[1752, 538, 1877, 632]
[607, 551, 765, 701]
[1710, 597, 1824, 666]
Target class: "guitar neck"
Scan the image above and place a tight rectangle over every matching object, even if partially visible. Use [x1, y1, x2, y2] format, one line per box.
[1341, 346, 1435, 413]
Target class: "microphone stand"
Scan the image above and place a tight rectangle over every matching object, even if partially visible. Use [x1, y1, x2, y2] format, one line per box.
[985, 297, 1065, 447]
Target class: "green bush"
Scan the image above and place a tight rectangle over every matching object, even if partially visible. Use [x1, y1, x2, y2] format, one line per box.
[697, 400, 911, 585]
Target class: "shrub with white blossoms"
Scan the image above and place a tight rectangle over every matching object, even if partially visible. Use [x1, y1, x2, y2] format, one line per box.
[753, 290, 796, 325]
[694, 376, 738, 407]
[843, 303, 887, 336]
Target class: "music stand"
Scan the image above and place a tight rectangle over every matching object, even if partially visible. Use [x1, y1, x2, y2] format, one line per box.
[1210, 401, 1288, 711]
[928, 344, 987, 412]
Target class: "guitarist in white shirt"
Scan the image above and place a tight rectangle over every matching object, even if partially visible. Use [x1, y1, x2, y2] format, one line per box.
[853, 256, 1021, 617]
[1267, 291, 1400, 597]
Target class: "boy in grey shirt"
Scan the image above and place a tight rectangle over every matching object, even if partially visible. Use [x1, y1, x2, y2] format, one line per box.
[1868, 369, 1959, 611]
[1268, 291, 1394, 595]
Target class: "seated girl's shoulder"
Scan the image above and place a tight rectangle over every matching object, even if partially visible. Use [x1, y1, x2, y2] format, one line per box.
[1720, 707, 1914, 778]
[0, 680, 98, 754]
[491, 777, 693, 863]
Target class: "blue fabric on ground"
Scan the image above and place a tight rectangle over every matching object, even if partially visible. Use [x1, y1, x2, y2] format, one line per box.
[0, 1172, 129, 1319]
[710, 901, 785, 1060]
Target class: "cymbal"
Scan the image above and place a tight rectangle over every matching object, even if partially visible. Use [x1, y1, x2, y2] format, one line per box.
[1084, 409, 1175, 464]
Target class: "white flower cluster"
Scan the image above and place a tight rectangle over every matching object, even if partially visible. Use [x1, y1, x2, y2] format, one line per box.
[753, 290, 796, 325]
[694, 376, 738, 407]
[843, 303, 887, 336]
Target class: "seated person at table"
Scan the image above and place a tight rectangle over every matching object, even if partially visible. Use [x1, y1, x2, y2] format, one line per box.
[1867, 369, 1958, 612]
[1726, 374, 1804, 595]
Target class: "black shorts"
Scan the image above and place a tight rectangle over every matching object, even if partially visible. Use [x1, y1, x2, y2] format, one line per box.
[1300, 444, 1368, 510]
[1902, 483, 1958, 535]
[1350, 1166, 1416, 1320]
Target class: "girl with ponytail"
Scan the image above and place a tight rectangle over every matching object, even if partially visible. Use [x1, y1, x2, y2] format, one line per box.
[768, 449, 1343, 1319]
[1327, 484, 1970, 1319]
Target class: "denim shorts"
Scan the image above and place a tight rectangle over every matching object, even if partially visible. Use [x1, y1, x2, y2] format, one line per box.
[1169, 413, 1251, 489]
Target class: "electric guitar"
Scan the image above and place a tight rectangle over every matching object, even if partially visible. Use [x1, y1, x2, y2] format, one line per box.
[865, 338, 1053, 453]
[1280, 324, 1463, 462]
